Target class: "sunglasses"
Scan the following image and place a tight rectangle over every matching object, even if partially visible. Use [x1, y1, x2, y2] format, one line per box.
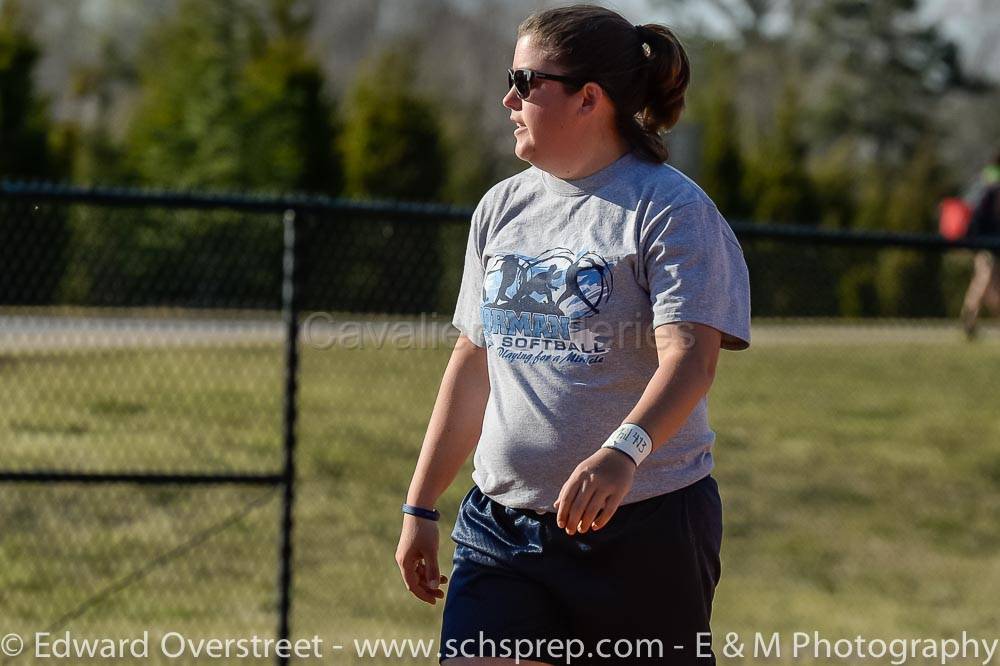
[506, 68, 588, 100]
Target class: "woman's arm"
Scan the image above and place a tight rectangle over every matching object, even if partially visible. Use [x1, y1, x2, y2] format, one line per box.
[396, 333, 490, 605]
[406, 333, 490, 507]
[621, 321, 720, 451]
[554, 322, 721, 535]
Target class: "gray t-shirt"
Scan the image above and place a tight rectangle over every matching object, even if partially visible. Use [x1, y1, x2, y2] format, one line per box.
[452, 149, 751, 512]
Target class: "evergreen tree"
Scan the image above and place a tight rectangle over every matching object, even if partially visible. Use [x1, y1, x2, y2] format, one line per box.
[741, 82, 838, 315]
[125, 0, 266, 189]
[339, 39, 447, 201]
[743, 82, 817, 226]
[242, 0, 342, 194]
[438, 103, 496, 206]
[318, 39, 449, 314]
[875, 140, 951, 316]
[0, 0, 54, 178]
[0, 0, 69, 305]
[241, 35, 342, 194]
[836, 164, 891, 316]
[697, 49, 749, 220]
[61, 0, 345, 309]
[64, 37, 138, 185]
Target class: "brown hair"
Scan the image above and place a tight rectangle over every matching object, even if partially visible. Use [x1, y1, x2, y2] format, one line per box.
[517, 4, 690, 163]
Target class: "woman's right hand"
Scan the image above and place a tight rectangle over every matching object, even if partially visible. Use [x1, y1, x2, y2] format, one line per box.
[395, 514, 448, 604]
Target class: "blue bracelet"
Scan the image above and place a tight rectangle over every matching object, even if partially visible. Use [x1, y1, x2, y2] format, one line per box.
[402, 503, 440, 521]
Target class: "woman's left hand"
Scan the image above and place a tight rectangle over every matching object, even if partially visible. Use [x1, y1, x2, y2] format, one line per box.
[554, 447, 636, 535]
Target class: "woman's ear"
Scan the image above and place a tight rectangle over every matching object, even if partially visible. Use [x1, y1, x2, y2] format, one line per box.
[578, 81, 605, 116]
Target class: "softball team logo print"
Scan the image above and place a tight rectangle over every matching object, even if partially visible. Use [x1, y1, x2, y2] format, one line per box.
[480, 247, 615, 366]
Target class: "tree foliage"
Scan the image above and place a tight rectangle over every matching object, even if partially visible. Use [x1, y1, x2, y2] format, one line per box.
[0, 1, 69, 305]
[125, 0, 341, 193]
[339, 39, 447, 202]
[0, 0, 57, 178]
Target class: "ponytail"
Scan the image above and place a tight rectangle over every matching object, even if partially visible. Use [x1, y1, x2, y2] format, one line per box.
[627, 24, 690, 163]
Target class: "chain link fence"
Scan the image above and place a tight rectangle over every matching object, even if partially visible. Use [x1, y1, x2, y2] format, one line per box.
[1, 182, 998, 664]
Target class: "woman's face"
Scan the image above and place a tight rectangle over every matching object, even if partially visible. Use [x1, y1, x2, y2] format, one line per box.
[502, 34, 583, 169]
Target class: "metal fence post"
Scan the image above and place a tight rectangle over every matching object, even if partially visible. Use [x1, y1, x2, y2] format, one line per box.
[277, 208, 300, 665]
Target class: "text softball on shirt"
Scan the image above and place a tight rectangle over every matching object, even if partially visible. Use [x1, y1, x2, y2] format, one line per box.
[479, 247, 615, 366]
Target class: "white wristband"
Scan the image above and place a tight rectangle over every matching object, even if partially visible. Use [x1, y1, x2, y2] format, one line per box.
[600, 422, 654, 467]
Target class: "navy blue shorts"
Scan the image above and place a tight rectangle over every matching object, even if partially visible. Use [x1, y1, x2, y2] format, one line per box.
[439, 475, 723, 665]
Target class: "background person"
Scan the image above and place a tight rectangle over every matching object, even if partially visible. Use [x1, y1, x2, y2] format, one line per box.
[960, 150, 1000, 339]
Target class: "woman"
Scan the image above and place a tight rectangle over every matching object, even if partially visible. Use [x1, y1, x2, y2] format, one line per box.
[396, 5, 751, 665]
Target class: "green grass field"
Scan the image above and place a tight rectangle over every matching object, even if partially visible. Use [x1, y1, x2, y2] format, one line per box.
[1, 321, 998, 664]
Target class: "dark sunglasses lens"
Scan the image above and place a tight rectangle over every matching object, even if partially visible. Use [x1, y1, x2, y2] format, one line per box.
[514, 72, 531, 97]
[507, 70, 532, 98]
